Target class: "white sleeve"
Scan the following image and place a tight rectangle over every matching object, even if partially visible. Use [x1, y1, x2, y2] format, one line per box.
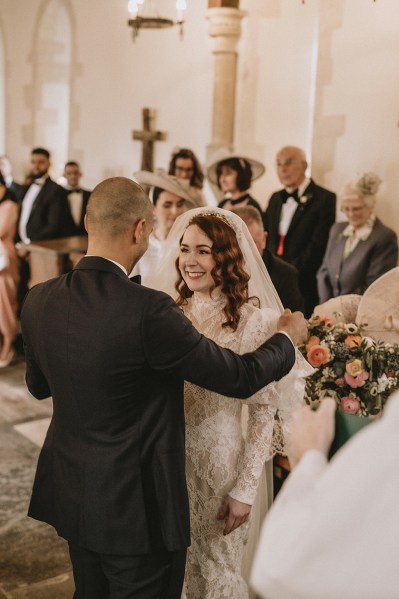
[250, 409, 399, 599]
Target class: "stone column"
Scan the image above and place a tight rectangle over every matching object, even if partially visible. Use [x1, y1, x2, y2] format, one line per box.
[206, 1, 246, 158]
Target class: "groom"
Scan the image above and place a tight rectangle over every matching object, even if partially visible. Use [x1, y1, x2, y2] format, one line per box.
[21, 177, 307, 599]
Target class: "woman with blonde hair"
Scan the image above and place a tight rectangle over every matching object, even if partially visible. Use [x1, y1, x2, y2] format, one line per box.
[317, 172, 398, 303]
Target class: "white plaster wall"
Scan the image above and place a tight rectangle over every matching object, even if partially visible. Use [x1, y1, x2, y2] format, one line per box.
[1, 0, 398, 240]
[237, 0, 399, 241]
[1, 0, 213, 190]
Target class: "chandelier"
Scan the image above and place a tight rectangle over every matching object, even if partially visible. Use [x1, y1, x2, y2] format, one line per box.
[127, 0, 187, 41]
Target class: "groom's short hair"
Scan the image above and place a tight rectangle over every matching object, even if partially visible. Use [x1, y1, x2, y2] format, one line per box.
[86, 177, 152, 237]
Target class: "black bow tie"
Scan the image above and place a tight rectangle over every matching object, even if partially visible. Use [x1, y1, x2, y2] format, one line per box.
[67, 188, 81, 194]
[281, 189, 299, 203]
[129, 275, 141, 285]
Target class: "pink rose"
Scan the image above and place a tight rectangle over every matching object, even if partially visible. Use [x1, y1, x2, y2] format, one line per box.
[336, 378, 345, 387]
[344, 370, 369, 388]
[341, 396, 360, 414]
[307, 345, 331, 367]
[306, 335, 320, 353]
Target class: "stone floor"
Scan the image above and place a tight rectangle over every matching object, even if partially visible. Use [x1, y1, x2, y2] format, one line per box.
[0, 355, 74, 598]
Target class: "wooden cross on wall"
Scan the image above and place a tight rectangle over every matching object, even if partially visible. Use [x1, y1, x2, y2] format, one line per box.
[133, 108, 167, 172]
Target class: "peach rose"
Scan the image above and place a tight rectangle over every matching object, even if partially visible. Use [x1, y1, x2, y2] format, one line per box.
[344, 371, 369, 388]
[344, 335, 362, 348]
[307, 345, 331, 367]
[346, 359, 363, 377]
[306, 336, 320, 353]
[341, 396, 360, 414]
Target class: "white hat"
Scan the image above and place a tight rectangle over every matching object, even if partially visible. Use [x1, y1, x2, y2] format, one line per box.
[356, 267, 399, 344]
[207, 148, 265, 185]
[133, 169, 198, 206]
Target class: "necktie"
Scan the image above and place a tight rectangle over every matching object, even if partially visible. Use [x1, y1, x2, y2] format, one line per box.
[281, 189, 299, 203]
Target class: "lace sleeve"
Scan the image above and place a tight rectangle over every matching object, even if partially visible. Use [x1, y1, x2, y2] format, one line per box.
[228, 308, 314, 502]
[229, 402, 275, 504]
[239, 307, 314, 411]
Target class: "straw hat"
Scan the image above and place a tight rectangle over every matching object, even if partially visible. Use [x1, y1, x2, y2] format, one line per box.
[133, 169, 198, 206]
[207, 148, 265, 185]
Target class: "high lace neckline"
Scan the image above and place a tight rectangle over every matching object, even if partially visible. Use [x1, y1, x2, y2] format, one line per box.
[187, 292, 226, 325]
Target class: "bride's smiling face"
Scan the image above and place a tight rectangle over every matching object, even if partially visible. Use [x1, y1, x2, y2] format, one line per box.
[179, 224, 217, 294]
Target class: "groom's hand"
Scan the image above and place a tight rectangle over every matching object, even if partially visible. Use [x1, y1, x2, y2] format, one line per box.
[277, 309, 307, 346]
[217, 496, 251, 536]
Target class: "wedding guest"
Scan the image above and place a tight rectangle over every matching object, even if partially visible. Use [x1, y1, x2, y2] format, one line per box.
[0, 154, 24, 200]
[15, 147, 75, 306]
[17, 147, 75, 244]
[232, 205, 304, 312]
[251, 393, 399, 599]
[207, 150, 265, 217]
[0, 173, 19, 367]
[21, 177, 307, 599]
[147, 207, 312, 599]
[132, 170, 198, 282]
[264, 146, 336, 317]
[63, 161, 91, 236]
[168, 147, 206, 206]
[317, 173, 398, 304]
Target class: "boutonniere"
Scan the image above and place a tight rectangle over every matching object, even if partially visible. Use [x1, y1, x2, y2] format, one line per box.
[299, 193, 312, 205]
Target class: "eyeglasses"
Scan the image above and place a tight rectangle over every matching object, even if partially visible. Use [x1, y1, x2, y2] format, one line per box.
[341, 205, 367, 214]
[175, 166, 194, 174]
[276, 158, 302, 168]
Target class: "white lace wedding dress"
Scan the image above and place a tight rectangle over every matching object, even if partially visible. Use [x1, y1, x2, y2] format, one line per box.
[181, 292, 309, 599]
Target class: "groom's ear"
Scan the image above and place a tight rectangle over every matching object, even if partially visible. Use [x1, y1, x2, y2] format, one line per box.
[132, 218, 147, 244]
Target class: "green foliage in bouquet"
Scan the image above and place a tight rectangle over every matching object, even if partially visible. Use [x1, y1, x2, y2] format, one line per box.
[299, 315, 399, 416]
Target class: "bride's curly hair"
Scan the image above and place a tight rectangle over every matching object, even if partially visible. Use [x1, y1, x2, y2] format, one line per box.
[175, 214, 253, 331]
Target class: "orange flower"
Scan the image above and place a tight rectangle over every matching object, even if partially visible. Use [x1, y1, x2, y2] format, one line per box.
[307, 344, 331, 367]
[310, 315, 334, 326]
[306, 335, 320, 353]
[344, 335, 362, 348]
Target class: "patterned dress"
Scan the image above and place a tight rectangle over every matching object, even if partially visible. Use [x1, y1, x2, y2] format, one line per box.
[0, 200, 19, 347]
[181, 292, 308, 599]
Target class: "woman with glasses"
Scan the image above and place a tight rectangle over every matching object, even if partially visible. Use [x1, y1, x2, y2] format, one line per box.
[317, 173, 398, 304]
[168, 148, 207, 207]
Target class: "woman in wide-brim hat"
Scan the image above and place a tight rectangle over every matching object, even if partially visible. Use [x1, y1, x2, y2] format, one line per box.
[132, 169, 197, 283]
[207, 150, 265, 217]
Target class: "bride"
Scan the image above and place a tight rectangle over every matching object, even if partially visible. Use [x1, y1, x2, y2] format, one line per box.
[147, 207, 312, 599]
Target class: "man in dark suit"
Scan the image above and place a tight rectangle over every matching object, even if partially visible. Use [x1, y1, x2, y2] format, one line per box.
[63, 160, 91, 235]
[21, 177, 307, 599]
[233, 205, 304, 312]
[263, 146, 336, 317]
[17, 147, 75, 243]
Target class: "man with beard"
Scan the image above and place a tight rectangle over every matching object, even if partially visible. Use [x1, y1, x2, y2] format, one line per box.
[17, 147, 75, 244]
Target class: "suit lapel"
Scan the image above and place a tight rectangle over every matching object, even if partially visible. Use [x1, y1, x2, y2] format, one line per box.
[285, 180, 315, 237]
[28, 179, 50, 219]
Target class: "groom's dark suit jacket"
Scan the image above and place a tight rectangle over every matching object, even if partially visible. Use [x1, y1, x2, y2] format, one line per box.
[21, 257, 295, 556]
[264, 179, 336, 316]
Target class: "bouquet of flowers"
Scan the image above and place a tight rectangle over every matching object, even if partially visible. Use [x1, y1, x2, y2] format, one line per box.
[299, 316, 399, 416]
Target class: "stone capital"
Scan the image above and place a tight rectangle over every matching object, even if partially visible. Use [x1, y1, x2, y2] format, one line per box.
[206, 7, 246, 53]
